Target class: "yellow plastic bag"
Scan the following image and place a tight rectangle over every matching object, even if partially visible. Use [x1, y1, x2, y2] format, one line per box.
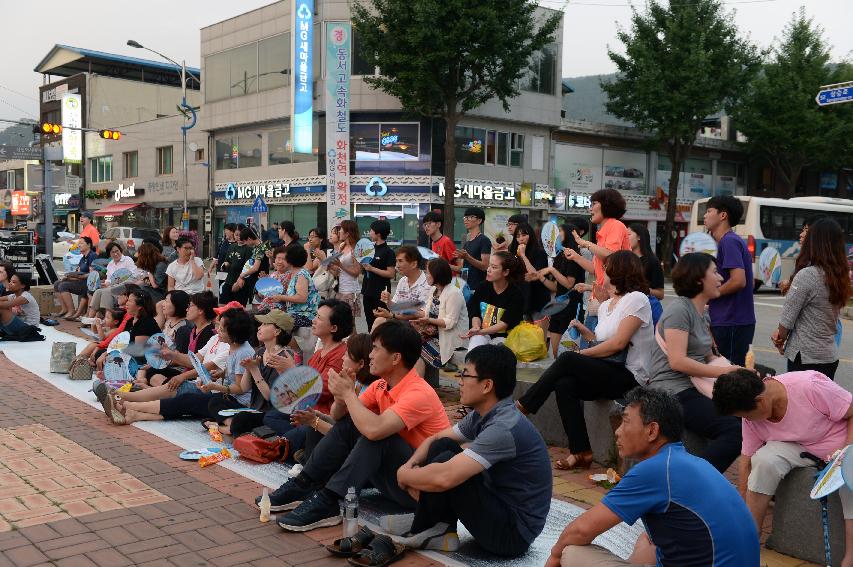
[505, 322, 547, 362]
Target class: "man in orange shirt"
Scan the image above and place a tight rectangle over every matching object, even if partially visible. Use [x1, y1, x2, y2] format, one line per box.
[79, 212, 101, 247]
[270, 320, 450, 532]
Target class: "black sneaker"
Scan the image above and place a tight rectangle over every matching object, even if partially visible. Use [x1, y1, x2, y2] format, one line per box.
[255, 478, 315, 513]
[276, 490, 341, 532]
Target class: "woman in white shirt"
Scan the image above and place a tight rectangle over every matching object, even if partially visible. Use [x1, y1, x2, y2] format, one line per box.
[414, 257, 468, 375]
[166, 237, 205, 294]
[516, 251, 653, 470]
[86, 242, 138, 318]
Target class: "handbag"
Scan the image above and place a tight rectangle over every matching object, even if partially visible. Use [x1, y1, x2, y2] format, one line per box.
[68, 357, 94, 381]
[654, 325, 730, 397]
[50, 342, 78, 373]
[312, 268, 337, 299]
[234, 434, 289, 464]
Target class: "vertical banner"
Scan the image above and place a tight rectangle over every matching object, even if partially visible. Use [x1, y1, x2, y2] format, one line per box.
[291, 0, 314, 155]
[61, 93, 82, 164]
[325, 22, 351, 230]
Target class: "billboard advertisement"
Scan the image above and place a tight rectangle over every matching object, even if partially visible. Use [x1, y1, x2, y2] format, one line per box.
[291, 0, 314, 155]
[325, 21, 351, 229]
[61, 93, 82, 164]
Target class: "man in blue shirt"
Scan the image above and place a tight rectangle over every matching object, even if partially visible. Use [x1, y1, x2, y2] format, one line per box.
[52, 236, 98, 320]
[392, 344, 552, 557]
[548, 387, 759, 567]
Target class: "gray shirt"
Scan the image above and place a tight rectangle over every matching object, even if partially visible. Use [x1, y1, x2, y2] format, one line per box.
[780, 266, 839, 364]
[649, 296, 713, 395]
[16, 291, 40, 325]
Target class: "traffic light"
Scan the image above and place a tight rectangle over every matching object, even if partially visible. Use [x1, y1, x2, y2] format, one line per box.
[41, 122, 62, 135]
[99, 129, 121, 140]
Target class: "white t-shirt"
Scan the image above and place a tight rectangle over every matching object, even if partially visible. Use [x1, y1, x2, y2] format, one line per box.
[13, 291, 40, 325]
[166, 257, 205, 294]
[337, 250, 361, 294]
[594, 291, 653, 385]
[392, 271, 432, 306]
[197, 334, 229, 370]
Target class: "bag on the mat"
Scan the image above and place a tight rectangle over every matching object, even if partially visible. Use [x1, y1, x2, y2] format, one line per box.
[50, 342, 77, 373]
[505, 322, 547, 362]
[234, 434, 289, 464]
[68, 357, 94, 381]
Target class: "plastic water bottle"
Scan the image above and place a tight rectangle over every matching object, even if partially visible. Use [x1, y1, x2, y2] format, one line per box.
[259, 487, 271, 523]
[343, 487, 359, 537]
[745, 344, 755, 371]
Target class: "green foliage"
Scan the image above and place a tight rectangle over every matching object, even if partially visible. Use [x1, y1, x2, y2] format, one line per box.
[732, 9, 853, 194]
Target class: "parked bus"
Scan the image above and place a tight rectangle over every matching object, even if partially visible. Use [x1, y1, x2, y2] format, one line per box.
[688, 196, 853, 291]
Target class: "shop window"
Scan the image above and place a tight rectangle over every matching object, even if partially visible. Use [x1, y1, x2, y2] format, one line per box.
[123, 151, 138, 178]
[510, 133, 524, 167]
[497, 132, 509, 166]
[156, 146, 173, 175]
[684, 158, 712, 175]
[486, 130, 496, 165]
[455, 126, 486, 165]
[351, 123, 419, 161]
[89, 156, 112, 183]
[258, 33, 290, 92]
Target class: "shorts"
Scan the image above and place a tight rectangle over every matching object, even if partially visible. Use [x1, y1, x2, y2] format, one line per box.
[55, 278, 88, 297]
[0, 316, 29, 335]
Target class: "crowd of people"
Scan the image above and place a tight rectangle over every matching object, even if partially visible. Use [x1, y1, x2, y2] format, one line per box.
[11, 188, 849, 566]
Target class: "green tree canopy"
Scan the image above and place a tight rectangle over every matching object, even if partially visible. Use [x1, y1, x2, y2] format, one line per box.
[733, 9, 853, 196]
[602, 0, 760, 268]
[351, 0, 560, 236]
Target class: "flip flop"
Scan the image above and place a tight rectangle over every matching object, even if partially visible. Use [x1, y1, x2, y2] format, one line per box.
[347, 535, 406, 567]
[326, 525, 376, 557]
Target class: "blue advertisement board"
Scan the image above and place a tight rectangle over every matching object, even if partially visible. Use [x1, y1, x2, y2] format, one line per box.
[292, 0, 314, 155]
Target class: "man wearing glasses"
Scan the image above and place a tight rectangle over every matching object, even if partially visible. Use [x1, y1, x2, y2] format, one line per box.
[391, 344, 552, 556]
[166, 237, 206, 294]
[453, 207, 491, 294]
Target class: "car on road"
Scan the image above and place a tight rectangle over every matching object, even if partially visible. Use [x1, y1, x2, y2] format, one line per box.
[98, 226, 161, 257]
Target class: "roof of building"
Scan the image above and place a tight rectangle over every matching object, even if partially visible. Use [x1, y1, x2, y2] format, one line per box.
[34, 45, 200, 90]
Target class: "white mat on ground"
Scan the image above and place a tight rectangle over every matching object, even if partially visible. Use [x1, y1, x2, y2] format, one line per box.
[2, 326, 643, 564]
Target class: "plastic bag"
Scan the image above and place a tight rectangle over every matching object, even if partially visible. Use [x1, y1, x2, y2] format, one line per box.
[557, 304, 583, 356]
[505, 322, 547, 362]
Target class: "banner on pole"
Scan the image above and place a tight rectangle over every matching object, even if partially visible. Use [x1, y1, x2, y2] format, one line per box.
[291, 0, 314, 155]
[61, 93, 82, 164]
[325, 21, 351, 231]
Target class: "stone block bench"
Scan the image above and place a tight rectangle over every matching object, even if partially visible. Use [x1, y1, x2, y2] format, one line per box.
[765, 466, 845, 564]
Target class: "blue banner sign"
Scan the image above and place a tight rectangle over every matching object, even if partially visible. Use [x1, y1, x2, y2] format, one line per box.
[292, 0, 314, 154]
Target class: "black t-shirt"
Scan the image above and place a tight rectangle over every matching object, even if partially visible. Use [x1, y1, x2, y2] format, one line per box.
[224, 244, 252, 286]
[129, 316, 161, 343]
[173, 322, 194, 354]
[361, 242, 396, 298]
[642, 254, 664, 290]
[462, 233, 492, 291]
[522, 248, 550, 315]
[249, 346, 282, 411]
[553, 253, 586, 298]
[468, 282, 524, 338]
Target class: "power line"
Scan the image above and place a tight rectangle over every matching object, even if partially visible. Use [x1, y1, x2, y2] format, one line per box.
[0, 83, 38, 102]
[0, 97, 37, 120]
[542, 0, 779, 7]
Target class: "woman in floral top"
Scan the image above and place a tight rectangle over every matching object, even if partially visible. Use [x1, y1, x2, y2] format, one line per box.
[265, 246, 319, 329]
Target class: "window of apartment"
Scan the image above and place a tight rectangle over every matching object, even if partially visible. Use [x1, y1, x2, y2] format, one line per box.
[123, 151, 138, 178]
[510, 133, 524, 167]
[497, 132, 509, 166]
[216, 134, 263, 169]
[258, 33, 290, 92]
[455, 126, 486, 165]
[268, 129, 293, 165]
[157, 146, 173, 175]
[194, 148, 205, 162]
[520, 44, 557, 95]
[351, 29, 376, 76]
[89, 156, 112, 183]
[205, 43, 259, 102]
[350, 123, 419, 161]
[486, 131, 496, 165]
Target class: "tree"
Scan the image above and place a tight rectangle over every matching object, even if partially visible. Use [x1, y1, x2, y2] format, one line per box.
[732, 10, 853, 197]
[602, 0, 760, 269]
[351, 0, 560, 237]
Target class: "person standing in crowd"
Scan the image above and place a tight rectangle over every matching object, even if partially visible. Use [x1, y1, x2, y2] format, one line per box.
[703, 195, 755, 366]
[333, 220, 363, 323]
[372, 246, 432, 329]
[229, 227, 267, 306]
[53, 236, 98, 320]
[452, 207, 491, 294]
[499, 213, 527, 254]
[219, 228, 252, 305]
[549, 387, 759, 567]
[278, 220, 301, 249]
[627, 223, 664, 300]
[214, 223, 238, 273]
[537, 224, 585, 358]
[422, 211, 457, 265]
[649, 252, 742, 473]
[166, 237, 205, 294]
[0, 273, 39, 334]
[780, 214, 823, 295]
[79, 211, 100, 247]
[161, 226, 180, 263]
[266, 222, 282, 246]
[516, 251, 653, 471]
[514, 222, 550, 325]
[462, 251, 524, 350]
[391, 344, 551, 557]
[713, 368, 853, 567]
[304, 227, 331, 273]
[772, 217, 852, 379]
[269, 321, 450, 531]
[361, 220, 396, 331]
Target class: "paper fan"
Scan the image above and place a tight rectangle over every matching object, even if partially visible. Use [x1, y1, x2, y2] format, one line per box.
[537, 293, 572, 318]
[255, 277, 284, 298]
[240, 257, 256, 275]
[189, 352, 213, 384]
[811, 446, 850, 499]
[144, 333, 174, 369]
[86, 271, 101, 293]
[108, 331, 130, 352]
[758, 247, 782, 287]
[678, 233, 717, 258]
[354, 238, 375, 264]
[104, 349, 132, 387]
[389, 300, 424, 315]
[417, 246, 439, 261]
[320, 250, 344, 267]
[111, 268, 134, 285]
[270, 366, 324, 414]
[540, 221, 559, 258]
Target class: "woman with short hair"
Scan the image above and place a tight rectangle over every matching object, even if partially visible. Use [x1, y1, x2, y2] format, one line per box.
[414, 257, 468, 374]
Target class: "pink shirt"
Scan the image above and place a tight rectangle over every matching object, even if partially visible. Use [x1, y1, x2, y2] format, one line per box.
[742, 371, 852, 458]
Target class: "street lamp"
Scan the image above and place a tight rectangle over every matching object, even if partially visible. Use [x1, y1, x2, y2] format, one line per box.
[127, 39, 199, 231]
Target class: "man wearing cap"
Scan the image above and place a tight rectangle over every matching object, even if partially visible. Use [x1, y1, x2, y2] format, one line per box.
[79, 212, 100, 247]
[453, 207, 491, 293]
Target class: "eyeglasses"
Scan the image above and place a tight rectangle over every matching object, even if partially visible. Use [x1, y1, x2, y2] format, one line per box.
[463, 215, 480, 221]
[458, 371, 480, 380]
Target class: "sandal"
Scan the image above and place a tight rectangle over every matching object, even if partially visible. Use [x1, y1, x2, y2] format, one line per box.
[326, 525, 376, 557]
[554, 451, 593, 471]
[347, 535, 406, 567]
[104, 394, 126, 425]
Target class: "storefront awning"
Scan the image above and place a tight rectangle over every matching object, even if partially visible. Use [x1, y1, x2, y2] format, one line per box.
[94, 203, 141, 217]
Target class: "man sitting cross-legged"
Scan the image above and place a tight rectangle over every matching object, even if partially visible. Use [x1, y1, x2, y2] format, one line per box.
[387, 344, 552, 556]
[548, 387, 758, 567]
[262, 319, 451, 532]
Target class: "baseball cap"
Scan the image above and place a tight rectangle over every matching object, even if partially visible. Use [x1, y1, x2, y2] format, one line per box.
[213, 301, 245, 315]
[255, 310, 294, 333]
[463, 207, 485, 221]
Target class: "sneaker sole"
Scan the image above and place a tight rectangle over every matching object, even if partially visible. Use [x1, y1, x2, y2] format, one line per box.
[277, 514, 341, 532]
[256, 500, 302, 513]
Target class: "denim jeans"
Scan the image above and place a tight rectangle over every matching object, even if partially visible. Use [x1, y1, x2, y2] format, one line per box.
[710, 324, 755, 366]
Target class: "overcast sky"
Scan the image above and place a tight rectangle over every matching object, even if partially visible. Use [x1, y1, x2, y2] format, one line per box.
[0, 0, 851, 123]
